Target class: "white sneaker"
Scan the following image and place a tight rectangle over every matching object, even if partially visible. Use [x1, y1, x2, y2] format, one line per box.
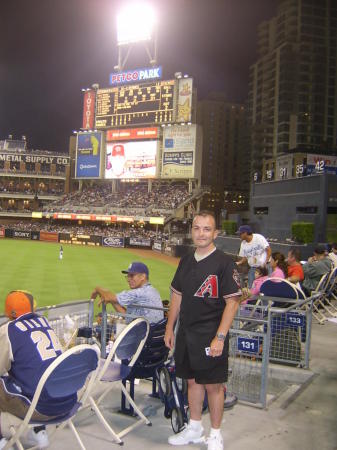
[22, 428, 49, 449]
[168, 424, 205, 446]
[206, 433, 224, 450]
[0, 437, 13, 450]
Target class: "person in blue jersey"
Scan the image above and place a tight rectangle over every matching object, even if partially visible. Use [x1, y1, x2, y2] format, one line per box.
[91, 261, 164, 324]
[0, 290, 76, 450]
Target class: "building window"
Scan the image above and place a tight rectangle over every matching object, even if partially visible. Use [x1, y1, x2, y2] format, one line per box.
[296, 206, 318, 214]
[254, 207, 269, 215]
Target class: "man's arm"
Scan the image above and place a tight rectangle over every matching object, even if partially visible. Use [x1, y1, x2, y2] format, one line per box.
[236, 256, 247, 266]
[91, 286, 126, 313]
[288, 274, 301, 283]
[265, 246, 272, 262]
[164, 290, 182, 350]
[209, 296, 241, 357]
[0, 324, 11, 376]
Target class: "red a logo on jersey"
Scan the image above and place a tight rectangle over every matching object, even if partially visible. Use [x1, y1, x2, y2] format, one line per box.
[194, 275, 219, 298]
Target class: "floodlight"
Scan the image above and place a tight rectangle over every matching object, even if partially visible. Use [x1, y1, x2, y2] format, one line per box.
[117, 2, 156, 45]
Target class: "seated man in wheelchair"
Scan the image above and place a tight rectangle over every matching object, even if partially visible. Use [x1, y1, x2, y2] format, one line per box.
[0, 290, 77, 449]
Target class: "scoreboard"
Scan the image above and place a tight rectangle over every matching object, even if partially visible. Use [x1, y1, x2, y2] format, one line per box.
[95, 80, 175, 128]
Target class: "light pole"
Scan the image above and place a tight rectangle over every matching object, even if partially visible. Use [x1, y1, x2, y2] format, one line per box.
[115, 2, 158, 71]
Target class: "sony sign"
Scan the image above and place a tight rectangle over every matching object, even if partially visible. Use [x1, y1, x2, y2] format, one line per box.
[13, 230, 31, 239]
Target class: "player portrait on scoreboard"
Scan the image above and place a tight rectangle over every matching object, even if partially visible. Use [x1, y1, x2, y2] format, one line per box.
[106, 144, 126, 177]
[105, 141, 157, 179]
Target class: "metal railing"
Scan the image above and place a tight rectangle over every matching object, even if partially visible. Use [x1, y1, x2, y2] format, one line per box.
[226, 294, 316, 408]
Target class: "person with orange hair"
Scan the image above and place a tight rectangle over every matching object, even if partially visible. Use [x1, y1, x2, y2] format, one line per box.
[0, 291, 76, 449]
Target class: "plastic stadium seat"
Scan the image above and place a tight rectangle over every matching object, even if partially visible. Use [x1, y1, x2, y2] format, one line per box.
[4, 344, 100, 450]
[86, 318, 150, 445]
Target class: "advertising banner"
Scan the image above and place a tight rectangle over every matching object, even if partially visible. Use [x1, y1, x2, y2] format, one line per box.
[106, 127, 158, 141]
[152, 241, 162, 252]
[70, 235, 102, 246]
[164, 244, 173, 256]
[13, 230, 31, 239]
[5, 229, 13, 238]
[31, 231, 40, 240]
[0, 228, 4, 238]
[102, 236, 125, 248]
[129, 237, 152, 248]
[59, 233, 72, 244]
[105, 141, 157, 179]
[162, 125, 196, 178]
[82, 89, 96, 129]
[176, 78, 193, 123]
[0, 153, 70, 165]
[40, 231, 59, 242]
[76, 131, 102, 178]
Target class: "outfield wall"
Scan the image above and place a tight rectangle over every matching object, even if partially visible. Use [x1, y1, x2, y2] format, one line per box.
[0, 225, 191, 258]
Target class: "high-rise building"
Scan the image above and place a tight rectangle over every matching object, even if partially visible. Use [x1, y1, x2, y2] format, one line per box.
[197, 93, 249, 217]
[248, 0, 337, 175]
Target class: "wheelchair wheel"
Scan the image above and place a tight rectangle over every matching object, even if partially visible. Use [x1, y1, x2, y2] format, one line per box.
[175, 377, 187, 395]
[159, 367, 171, 396]
[171, 407, 184, 434]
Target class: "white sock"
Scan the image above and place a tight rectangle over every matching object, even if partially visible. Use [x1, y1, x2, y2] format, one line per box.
[210, 427, 221, 437]
[189, 419, 203, 430]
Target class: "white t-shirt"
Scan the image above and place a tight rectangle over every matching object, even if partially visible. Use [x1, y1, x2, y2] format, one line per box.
[239, 233, 269, 267]
[329, 251, 337, 267]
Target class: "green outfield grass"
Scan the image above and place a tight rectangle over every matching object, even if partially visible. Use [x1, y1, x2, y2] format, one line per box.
[0, 240, 177, 310]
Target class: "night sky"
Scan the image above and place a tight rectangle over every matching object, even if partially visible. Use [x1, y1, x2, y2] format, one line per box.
[0, 0, 278, 152]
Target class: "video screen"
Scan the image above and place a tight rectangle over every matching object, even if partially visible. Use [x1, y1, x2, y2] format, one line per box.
[105, 141, 157, 179]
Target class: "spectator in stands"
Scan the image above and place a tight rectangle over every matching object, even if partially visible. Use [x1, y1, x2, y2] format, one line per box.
[241, 266, 269, 303]
[286, 248, 304, 284]
[328, 243, 337, 268]
[270, 252, 287, 278]
[302, 245, 333, 295]
[0, 290, 77, 449]
[236, 225, 271, 288]
[91, 262, 164, 324]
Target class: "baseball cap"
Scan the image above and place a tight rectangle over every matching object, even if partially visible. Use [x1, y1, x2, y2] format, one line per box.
[5, 290, 35, 319]
[121, 262, 149, 277]
[112, 144, 125, 157]
[237, 225, 253, 235]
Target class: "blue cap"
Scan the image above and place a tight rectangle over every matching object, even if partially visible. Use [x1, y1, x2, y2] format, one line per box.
[237, 225, 253, 235]
[121, 262, 149, 276]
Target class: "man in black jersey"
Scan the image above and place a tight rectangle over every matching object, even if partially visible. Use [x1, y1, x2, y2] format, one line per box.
[164, 211, 242, 450]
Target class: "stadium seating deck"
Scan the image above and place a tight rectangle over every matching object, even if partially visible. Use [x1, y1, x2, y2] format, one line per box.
[43, 321, 337, 450]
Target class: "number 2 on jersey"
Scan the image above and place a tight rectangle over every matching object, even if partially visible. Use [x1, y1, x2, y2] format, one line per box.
[31, 329, 63, 361]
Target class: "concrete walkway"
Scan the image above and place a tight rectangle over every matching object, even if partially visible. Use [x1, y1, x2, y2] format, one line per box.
[47, 321, 337, 450]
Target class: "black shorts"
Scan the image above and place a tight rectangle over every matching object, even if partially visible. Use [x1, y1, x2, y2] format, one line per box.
[175, 346, 228, 385]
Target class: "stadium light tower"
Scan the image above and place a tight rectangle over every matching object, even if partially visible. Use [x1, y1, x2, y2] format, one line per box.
[115, 2, 158, 71]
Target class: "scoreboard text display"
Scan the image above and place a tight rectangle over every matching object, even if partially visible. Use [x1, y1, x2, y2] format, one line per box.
[95, 80, 175, 128]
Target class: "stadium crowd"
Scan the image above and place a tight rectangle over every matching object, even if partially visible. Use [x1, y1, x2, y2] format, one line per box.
[44, 183, 191, 214]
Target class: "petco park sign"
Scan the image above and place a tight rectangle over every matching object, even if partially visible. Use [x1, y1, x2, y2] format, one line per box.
[109, 66, 162, 85]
